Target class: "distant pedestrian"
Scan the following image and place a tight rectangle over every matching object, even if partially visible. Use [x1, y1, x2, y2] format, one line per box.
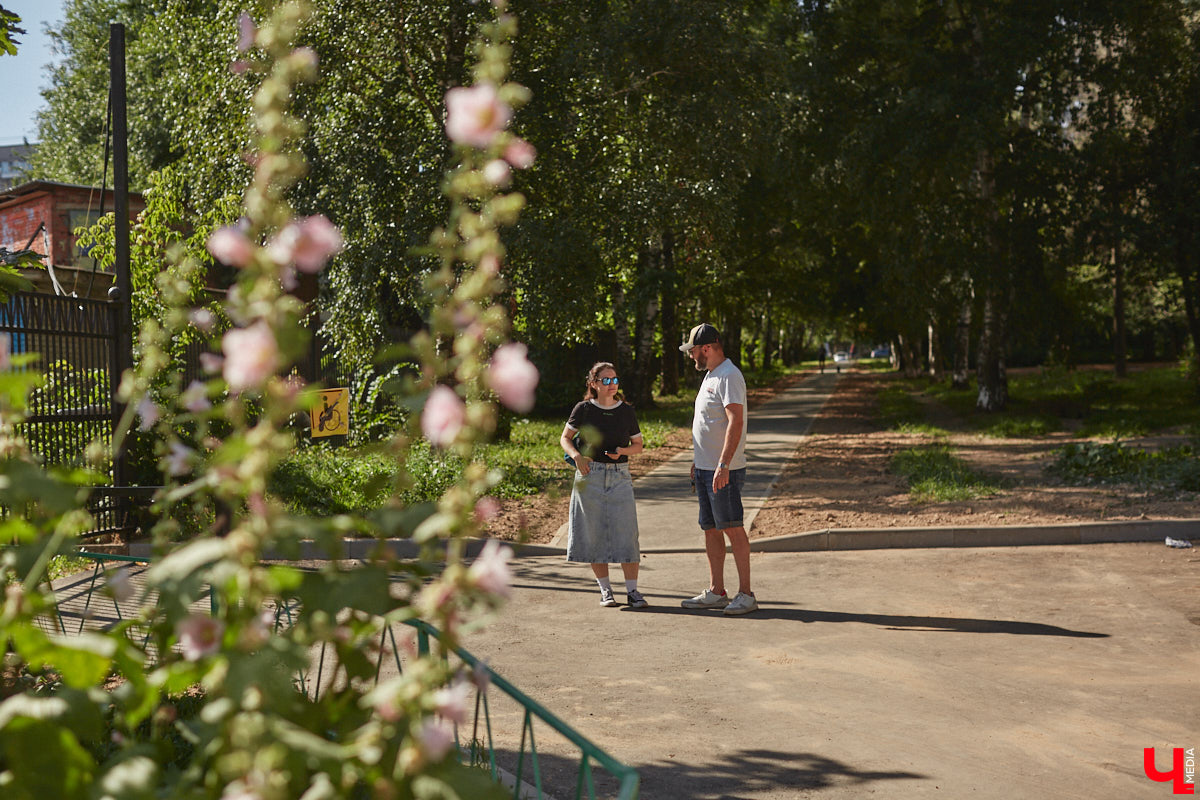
[560, 362, 648, 609]
[677, 323, 757, 615]
[818, 346, 826, 373]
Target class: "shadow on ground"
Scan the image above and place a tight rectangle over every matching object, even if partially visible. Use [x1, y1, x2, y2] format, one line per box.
[488, 746, 925, 799]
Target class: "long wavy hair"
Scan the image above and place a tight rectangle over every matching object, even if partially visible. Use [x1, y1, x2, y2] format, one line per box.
[582, 361, 625, 402]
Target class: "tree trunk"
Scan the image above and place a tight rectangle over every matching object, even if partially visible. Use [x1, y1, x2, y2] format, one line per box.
[976, 290, 1008, 411]
[951, 291, 972, 389]
[927, 318, 940, 379]
[631, 244, 659, 408]
[723, 314, 743, 369]
[613, 282, 632, 376]
[659, 230, 679, 395]
[974, 145, 1008, 412]
[1111, 245, 1127, 379]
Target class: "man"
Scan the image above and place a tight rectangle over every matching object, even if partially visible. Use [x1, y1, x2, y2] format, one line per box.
[677, 323, 758, 615]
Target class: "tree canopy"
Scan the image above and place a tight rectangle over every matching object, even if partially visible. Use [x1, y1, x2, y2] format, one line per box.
[30, 0, 1200, 412]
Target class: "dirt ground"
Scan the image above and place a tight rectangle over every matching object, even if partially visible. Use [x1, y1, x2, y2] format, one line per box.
[488, 370, 1199, 545]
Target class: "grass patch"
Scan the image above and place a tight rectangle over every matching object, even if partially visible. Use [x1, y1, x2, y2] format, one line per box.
[1047, 441, 1200, 491]
[879, 381, 951, 436]
[904, 364, 1200, 439]
[890, 445, 1005, 502]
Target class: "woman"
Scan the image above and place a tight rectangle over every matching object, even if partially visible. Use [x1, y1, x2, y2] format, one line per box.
[560, 362, 647, 609]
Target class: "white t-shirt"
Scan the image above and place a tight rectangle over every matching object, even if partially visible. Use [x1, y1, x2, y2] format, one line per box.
[692, 357, 747, 470]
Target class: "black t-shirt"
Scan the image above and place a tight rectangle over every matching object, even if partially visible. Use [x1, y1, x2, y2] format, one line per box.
[566, 400, 641, 463]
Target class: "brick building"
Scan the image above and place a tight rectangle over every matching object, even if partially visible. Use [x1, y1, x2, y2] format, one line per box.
[0, 180, 145, 300]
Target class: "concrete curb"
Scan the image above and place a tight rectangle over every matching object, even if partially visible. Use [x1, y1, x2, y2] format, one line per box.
[747, 517, 1199, 552]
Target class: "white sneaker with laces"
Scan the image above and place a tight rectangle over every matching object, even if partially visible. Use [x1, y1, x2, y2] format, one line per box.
[723, 592, 759, 615]
[599, 586, 617, 607]
[681, 589, 730, 609]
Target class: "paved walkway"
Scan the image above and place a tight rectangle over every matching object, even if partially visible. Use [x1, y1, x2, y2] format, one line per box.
[461, 541, 1199, 800]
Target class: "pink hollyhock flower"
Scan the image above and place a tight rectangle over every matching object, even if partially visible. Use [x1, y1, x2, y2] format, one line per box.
[433, 678, 473, 724]
[421, 385, 465, 448]
[206, 226, 254, 268]
[237, 12, 256, 52]
[181, 381, 212, 413]
[176, 614, 223, 661]
[199, 352, 225, 374]
[467, 539, 513, 599]
[486, 343, 539, 413]
[136, 396, 160, 431]
[444, 84, 511, 148]
[503, 137, 537, 169]
[483, 159, 511, 187]
[222, 322, 279, 392]
[230, 60, 249, 75]
[267, 215, 343, 273]
[165, 441, 194, 476]
[416, 718, 456, 762]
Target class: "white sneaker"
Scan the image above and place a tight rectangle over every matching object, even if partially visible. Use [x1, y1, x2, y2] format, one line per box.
[681, 589, 730, 609]
[599, 586, 617, 607]
[723, 592, 759, 616]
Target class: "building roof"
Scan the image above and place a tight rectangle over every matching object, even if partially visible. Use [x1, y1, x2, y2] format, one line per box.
[0, 179, 145, 208]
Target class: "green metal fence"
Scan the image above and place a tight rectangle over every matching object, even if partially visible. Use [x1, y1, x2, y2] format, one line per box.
[50, 551, 639, 800]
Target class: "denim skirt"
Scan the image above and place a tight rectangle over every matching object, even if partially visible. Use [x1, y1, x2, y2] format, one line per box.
[566, 461, 641, 563]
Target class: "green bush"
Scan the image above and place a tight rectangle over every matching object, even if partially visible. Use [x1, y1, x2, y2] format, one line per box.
[1047, 441, 1200, 491]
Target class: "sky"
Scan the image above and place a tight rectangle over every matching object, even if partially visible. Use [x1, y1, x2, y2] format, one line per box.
[1, 0, 68, 144]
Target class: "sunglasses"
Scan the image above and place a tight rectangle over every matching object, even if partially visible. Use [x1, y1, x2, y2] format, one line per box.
[598, 376, 620, 385]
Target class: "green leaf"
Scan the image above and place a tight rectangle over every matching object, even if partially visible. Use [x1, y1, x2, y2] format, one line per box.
[413, 761, 511, 800]
[0, 687, 104, 743]
[144, 537, 230, 583]
[0, 718, 95, 799]
[9, 626, 115, 688]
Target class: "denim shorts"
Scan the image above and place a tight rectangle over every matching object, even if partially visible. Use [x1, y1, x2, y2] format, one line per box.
[694, 467, 746, 531]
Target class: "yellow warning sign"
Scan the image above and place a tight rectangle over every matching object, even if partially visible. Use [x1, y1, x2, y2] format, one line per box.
[310, 388, 349, 437]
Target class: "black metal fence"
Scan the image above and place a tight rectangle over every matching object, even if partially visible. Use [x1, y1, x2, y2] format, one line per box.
[0, 292, 138, 540]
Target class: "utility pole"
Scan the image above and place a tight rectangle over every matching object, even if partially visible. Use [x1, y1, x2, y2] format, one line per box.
[109, 21, 132, 486]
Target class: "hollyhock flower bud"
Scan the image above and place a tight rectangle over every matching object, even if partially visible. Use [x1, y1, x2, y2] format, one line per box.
[181, 381, 212, 413]
[107, 566, 134, 603]
[237, 12, 256, 52]
[200, 352, 225, 374]
[176, 614, 223, 661]
[165, 441, 195, 476]
[230, 60, 249, 75]
[486, 343, 539, 413]
[503, 138, 537, 169]
[136, 396, 160, 431]
[483, 159, 511, 187]
[421, 386, 465, 448]
[467, 539, 513, 598]
[189, 308, 217, 332]
[267, 215, 343, 273]
[474, 496, 500, 523]
[444, 84, 511, 148]
[206, 226, 254, 267]
[222, 322, 279, 392]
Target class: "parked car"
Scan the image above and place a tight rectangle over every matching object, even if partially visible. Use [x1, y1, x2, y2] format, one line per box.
[870, 345, 891, 358]
[832, 351, 849, 362]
